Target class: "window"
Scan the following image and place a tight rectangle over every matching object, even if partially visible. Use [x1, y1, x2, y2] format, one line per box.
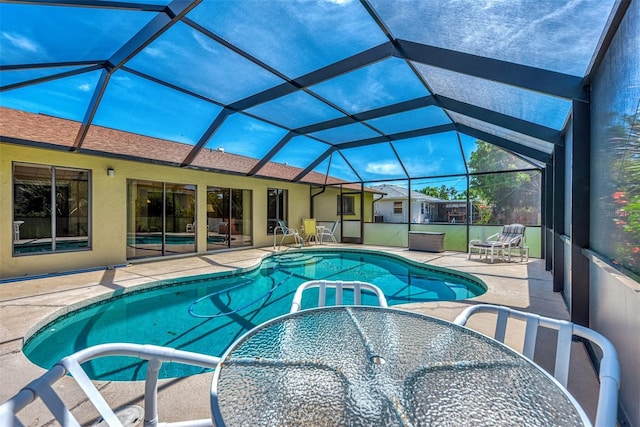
[337, 195, 355, 215]
[267, 188, 288, 234]
[393, 202, 403, 215]
[207, 187, 252, 250]
[126, 180, 196, 259]
[13, 163, 90, 255]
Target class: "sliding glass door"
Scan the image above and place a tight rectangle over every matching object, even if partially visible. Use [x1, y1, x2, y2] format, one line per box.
[207, 187, 252, 250]
[127, 180, 196, 259]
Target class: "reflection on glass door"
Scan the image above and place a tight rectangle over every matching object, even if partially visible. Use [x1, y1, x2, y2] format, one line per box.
[127, 180, 196, 259]
[165, 182, 196, 255]
[267, 188, 287, 234]
[13, 164, 53, 253]
[13, 163, 91, 255]
[55, 168, 90, 250]
[207, 187, 229, 248]
[207, 187, 252, 250]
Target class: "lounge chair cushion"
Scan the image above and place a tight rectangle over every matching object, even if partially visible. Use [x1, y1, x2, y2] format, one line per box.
[495, 224, 525, 245]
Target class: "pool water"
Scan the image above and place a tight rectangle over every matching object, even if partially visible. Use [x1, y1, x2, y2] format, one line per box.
[127, 233, 228, 245]
[23, 249, 486, 381]
[14, 239, 89, 254]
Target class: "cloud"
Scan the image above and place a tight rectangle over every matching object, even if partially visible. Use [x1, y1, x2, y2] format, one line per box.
[406, 158, 443, 175]
[500, 0, 582, 48]
[110, 73, 136, 91]
[192, 30, 219, 55]
[143, 47, 165, 58]
[2, 32, 38, 53]
[246, 120, 274, 133]
[425, 140, 435, 155]
[480, 0, 507, 10]
[77, 83, 92, 92]
[366, 161, 403, 175]
[319, 0, 353, 5]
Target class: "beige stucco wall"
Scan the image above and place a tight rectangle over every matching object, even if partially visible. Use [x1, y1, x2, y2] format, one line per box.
[312, 187, 375, 241]
[588, 252, 640, 426]
[312, 188, 342, 223]
[0, 143, 311, 279]
[312, 186, 374, 223]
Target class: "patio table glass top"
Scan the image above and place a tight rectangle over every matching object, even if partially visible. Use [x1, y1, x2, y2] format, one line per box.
[211, 306, 589, 426]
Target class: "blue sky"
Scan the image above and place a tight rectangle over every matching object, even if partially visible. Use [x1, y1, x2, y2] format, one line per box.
[0, 0, 618, 181]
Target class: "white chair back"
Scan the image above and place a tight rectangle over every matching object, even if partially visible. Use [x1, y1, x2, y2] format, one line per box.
[290, 280, 388, 313]
[0, 343, 220, 427]
[454, 304, 620, 427]
[273, 220, 304, 248]
[319, 220, 339, 243]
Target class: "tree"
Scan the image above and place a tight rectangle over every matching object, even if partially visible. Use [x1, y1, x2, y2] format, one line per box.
[418, 185, 458, 200]
[467, 141, 541, 224]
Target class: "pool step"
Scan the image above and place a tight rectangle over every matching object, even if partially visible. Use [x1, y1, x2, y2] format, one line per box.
[272, 253, 323, 268]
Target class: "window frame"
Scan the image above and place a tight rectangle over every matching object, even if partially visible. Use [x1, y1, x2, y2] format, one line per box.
[337, 195, 355, 215]
[126, 179, 196, 260]
[207, 186, 253, 250]
[267, 188, 288, 234]
[12, 162, 92, 256]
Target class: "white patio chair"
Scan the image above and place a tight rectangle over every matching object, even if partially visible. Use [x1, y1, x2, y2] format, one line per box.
[453, 304, 620, 427]
[468, 223, 526, 263]
[318, 220, 339, 244]
[0, 343, 220, 427]
[273, 220, 304, 249]
[290, 280, 388, 313]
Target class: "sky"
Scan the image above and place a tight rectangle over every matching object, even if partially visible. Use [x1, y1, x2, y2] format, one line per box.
[0, 0, 619, 182]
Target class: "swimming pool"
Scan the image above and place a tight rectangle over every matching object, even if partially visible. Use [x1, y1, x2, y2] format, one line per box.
[23, 249, 486, 381]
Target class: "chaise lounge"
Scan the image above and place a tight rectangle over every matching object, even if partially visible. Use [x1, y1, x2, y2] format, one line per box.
[468, 223, 526, 263]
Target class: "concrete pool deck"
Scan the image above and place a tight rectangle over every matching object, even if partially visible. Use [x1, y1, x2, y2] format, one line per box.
[0, 245, 600, 425]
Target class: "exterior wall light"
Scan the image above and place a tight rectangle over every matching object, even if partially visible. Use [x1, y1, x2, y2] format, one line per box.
[107, 168, 115, 177]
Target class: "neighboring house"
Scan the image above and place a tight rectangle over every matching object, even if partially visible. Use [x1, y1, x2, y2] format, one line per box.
[371, 184, 444, 223]
[372, 184, 481, 223]
[443, 200, 468, 224]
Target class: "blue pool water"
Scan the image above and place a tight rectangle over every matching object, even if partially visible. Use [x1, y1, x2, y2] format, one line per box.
[127, 234, 228, 245]
[23, 249, 486, 381]
[14, 239, 88, 254]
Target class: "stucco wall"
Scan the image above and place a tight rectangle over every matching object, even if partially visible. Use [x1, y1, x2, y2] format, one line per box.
[588, 253, 640, 426]
[0, 143, 311, 279]
[312, 187, 370, 223]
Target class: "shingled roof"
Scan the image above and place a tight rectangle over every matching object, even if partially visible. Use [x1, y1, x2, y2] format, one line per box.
[0, 106, 380, 192]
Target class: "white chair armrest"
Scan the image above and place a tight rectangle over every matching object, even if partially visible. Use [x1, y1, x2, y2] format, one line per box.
[486, 232, 500, 241]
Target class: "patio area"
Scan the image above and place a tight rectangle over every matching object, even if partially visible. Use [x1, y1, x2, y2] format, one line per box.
[0, 245, 600, 425]
[2, 0, 638, 421]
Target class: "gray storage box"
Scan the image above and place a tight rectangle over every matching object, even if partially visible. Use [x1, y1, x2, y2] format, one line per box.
[408, 231, 445, 252]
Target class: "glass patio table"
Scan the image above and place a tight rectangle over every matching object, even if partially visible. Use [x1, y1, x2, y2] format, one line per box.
[211, 306, 590, 426]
